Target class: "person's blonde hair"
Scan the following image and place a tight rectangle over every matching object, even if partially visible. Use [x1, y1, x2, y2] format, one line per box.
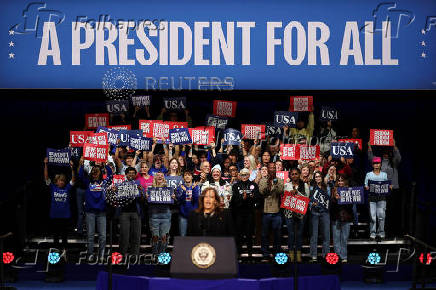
[53, 174, 67, 184]
[246, 155, 257, 171]
[152, 172, 167, 187]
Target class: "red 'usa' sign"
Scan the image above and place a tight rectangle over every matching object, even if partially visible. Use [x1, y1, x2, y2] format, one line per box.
[299, 145, 320, 160]
[70, 131, 93, 147]
[83, 143, 108, 163]
[112, 175, 127, 185]
[280, 144, 299, 160]
[241, 124, 266, 140]
[338, 138, 363, 150]
[189, 127, 215, 145]
[280, 191, 309, 215]
[289, 96, 313, 112]
[370, 129, 394, 146]
[276, 171, 289, 182]
[213, 100, 237, 117]
[85, 113, 109, 129]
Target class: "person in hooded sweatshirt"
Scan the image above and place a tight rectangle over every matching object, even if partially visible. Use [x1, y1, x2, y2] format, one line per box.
[78, 156, 113, 261]
[230, 168, 260, 260]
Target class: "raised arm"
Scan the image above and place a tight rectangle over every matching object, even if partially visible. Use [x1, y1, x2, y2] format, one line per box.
[43, 157, 49, 183]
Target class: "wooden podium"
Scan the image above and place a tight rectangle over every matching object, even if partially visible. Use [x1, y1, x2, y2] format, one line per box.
[170, 236, 237, 279]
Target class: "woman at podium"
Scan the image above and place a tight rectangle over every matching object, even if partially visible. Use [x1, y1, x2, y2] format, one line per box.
[187, 187, 234, 236]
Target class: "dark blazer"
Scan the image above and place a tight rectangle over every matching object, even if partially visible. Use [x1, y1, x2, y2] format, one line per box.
[187, 209, 235, 237]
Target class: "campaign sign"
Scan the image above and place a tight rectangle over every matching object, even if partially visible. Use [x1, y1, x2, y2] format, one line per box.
[108, 125, 132, 130]
[85, 113, 109, 129]
[213, 100, 237, 117]
[265, 123, 284, 137]
[337, 186, 364, 204]
[299, 145, 320, 160]
[330, 142, 354, 158]
[280, 191, 309, 215]
[70, 131, 93, 147]
[47, 148, 70, 166]
[311, 188, 330, 210]
[166, 176, 183, 190]
[223, 128, 243, 145]
[274, 111, 298, 128]
[131, 95, 151, 107]
[206, 114, 228, 129]
[289, 96, 314, 112]
[106, 100, 129, 114]
[117, 180, 141, 198]
[169, 128, 192, 145]
[112, 175, 127, 186]
[320, 107, 339, 121]
[147, 187, 174, 204]
[119, 130, 142, 147]
[129, 136, 153, 151]
[96, 127, 119, 146]
[368, 180, 391, 195]
[163, 97, 187, 110]
[370, 129, 394, 146]
[189, 127, 215, 145]
[338, 139, 362, 150]
[83, 143, 108, 163]
[276, 171, 289, 182]
[241, 124, 266, 140]
[86, 132, 108, 146]
[69, 147, 82, 159]
[166, 121, 189, 130]
[280, 144, 299, 160]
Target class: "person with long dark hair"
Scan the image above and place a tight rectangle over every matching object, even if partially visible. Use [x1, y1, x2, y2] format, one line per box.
[187, 187, 234, 236]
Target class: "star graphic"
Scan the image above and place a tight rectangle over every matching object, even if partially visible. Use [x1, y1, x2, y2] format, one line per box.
[8, 52, 15, 59]
[8, 30, 14, 36]
[8, 41, 14, 47]
[421, 29, 426, 35]
[421, 41, 426, 47]
[421, 52, 426, 58]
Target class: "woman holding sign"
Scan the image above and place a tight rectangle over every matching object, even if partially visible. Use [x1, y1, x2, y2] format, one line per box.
[308, 171, 330, 263]
[147, 172, 176, 255]
[331, 175, 354, 263]
[283, 168, 310, 263]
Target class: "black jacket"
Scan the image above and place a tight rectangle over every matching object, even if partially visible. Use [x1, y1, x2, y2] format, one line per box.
[230, 180, 260, 213]
[187, 209, 235, 236]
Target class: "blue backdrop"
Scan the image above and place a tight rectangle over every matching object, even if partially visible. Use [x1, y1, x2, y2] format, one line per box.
[1, 0, 436, 89]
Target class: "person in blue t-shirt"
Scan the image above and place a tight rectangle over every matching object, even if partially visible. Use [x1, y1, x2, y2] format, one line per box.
[176, 171, 200, 236]
[148, 155, 168, 176]
[78, 156, 113, 261]
[44, 157, 76, 249]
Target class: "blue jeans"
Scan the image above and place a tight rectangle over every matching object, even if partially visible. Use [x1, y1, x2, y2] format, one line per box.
[149, 211, 171, 255]
[331, 220, 350, 260]
[179, 216, 188, 236]
[310, 211, 330, 258]
[85, 211, 106, 259]
[285, 215, 305, 251]
[261, 213, 282, 256]
[76, 187, 86, 232]
[369, 200, 386, 238]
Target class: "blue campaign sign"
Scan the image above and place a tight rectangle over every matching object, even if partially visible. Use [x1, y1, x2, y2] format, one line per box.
[223, 128, 243, 145]
[337, 186, 364, 204]
[129, 135, 152, 151]
[131, 95, 151, 107]
[320, 107, 339, 121]
[147, 187, 174, 204]
[330, 142, 354, 158]
[274, 111, 298, 128]
[206, 115, 228, 129]
[96, 126, 119, 145]
[106, 100, 129, 113]
[265, 123, 284, 137]
[166, 175, 183, 190]
[368, 180, 391, 195]
[169, 127, 192, 145]
[47, 148, 70, 166]
[310, 188, 330, 210]
[119, 129, 142, 146]
[163, 97, 187, 110]
[2, 0, 435, 90]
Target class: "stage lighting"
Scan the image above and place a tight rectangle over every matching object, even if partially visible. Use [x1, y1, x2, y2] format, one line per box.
[158, 253, 171, 265]
[274, 252, 288, 265]
[419, 253, 432, 265]
[111, 252, 123, 265]
[325, 253, 339, 265]
[3, 252, 14, 264]
[367, 252, 381, 265]
[48, 252, 61, 265]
